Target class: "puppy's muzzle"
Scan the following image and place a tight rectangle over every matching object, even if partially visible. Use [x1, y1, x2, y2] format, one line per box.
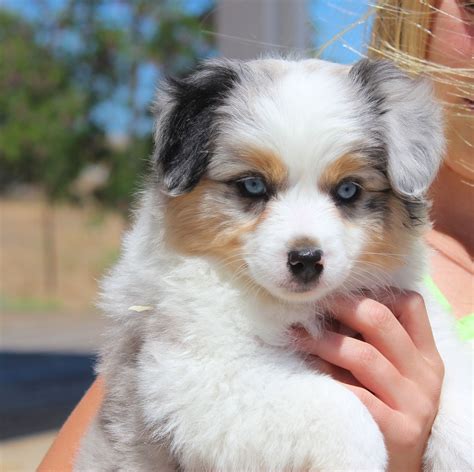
[287, 248, 324, 284]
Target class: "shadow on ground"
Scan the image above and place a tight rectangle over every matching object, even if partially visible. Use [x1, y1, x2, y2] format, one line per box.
[0, 351, 96, 440]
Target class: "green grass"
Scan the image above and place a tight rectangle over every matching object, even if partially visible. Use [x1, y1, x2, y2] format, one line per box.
[96, 247, 120, 273]
[0, 294, 62, 312]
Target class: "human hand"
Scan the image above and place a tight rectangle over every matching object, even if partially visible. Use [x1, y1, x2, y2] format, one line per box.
[293, 291, 445, 472]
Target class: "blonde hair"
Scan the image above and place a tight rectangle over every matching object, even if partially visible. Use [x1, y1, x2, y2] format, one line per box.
[367, 0, 473, 166]
[368, 0, 473, 112]
[369, 0, 434, 72]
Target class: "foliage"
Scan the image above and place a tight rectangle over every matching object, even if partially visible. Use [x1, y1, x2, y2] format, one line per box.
[0, 11, 91, 198]
[0, 1, 214, 207]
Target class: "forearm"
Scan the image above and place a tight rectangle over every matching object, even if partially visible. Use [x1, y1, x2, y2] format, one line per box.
[38, 377, 104, 472]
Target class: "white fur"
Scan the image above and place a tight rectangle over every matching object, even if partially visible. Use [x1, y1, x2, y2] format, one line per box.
[244, 185, 364, 304]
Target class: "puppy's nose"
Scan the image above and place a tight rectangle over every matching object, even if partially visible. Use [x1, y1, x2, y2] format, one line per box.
[287, 248, 323, 284]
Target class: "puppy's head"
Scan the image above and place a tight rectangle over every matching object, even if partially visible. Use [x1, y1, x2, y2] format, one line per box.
[153, 58, 444, 303]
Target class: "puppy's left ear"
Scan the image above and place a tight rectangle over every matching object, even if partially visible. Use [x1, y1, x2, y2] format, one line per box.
[349, 59, 445, 197]
[152, 60, 241, 196]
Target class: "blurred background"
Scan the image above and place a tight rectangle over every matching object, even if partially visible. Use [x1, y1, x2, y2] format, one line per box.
[0, 0, 372, 469]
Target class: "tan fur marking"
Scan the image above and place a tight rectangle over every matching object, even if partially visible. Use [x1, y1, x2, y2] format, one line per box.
[239, 148, 288, 188]
[165, 179, 271, 276]
[358, 196, 412, 271]
[319, 154, 368, 191]
[290, 237, 319, 250]
[164, 148, 285, 269]
[324, 155, 415, 272]
[166, 180, 241, 257]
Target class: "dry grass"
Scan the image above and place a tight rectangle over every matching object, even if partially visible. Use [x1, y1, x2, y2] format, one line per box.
[0, 197, 125, 312]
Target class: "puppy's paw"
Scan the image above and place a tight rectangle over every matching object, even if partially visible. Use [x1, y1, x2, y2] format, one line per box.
[299, 380, 387, 471]
[192, 375, 388, 472]
[150, 363, 388, 471]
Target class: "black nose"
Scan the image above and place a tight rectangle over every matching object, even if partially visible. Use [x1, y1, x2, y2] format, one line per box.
[287, 248, 323, 284]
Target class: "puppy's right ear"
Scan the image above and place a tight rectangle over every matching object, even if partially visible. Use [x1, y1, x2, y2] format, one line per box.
[152, 60, 240, 196]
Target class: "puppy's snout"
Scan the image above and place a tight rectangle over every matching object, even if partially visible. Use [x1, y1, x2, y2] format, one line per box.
[287, 248, 323, 284]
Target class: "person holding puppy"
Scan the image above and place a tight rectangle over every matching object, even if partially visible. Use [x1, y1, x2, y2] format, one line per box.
[40, 1, 473, 470]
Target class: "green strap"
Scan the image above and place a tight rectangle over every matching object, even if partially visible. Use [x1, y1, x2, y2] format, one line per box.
[424, 275, 452, 312]
[424, 275, 474, 341]
[457, 314, 474, 341]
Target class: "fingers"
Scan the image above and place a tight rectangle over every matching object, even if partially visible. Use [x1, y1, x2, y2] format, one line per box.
[305, 356, 362, 387]
[343, 383, 396, 431]
[385, 291, 441, 363]
[296, 330, 408, 409]
[329, 296, 422, 377]
[292, 290, 444, 466]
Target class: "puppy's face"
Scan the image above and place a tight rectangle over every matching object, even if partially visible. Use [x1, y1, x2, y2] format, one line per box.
[156, 59, 444, 303]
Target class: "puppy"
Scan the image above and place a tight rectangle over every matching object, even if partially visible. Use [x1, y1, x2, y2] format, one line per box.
[75, 58, 472, 471]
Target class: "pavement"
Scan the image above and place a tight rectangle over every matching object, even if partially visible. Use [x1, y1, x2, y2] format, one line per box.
[1, 310, 106, 354]
[0, 431, 57, 472]
[0, 310, 105, 471]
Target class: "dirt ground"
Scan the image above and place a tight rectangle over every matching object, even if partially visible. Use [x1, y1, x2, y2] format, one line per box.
[1, 197, 126, 312]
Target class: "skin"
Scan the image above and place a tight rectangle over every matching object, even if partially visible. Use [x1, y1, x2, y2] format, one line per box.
[428, 0, 473, 318]
[40, 1, 472, 470]
[428, 0, 474, 187]
[38, 377, 104, 471]
[429, 0, 473, 262]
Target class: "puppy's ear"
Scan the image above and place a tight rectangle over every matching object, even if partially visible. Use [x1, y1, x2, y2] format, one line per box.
[349, 59, 445, 197]
[153, 60, 240, 196]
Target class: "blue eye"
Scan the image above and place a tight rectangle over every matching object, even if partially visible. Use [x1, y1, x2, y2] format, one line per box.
[335, 181, 360, 202]
[237, 177, 268, 198]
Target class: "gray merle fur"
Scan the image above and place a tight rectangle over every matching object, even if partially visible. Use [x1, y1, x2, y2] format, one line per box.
[154, 61, 241, 195]
[349, 59, 439, 229]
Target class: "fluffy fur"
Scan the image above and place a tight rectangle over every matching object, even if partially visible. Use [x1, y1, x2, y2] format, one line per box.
[75, 58, 472, 471]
